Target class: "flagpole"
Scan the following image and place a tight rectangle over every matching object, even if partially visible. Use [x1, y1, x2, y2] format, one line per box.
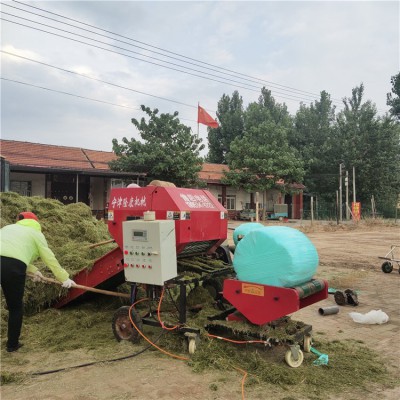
[197, 101, 200, 136]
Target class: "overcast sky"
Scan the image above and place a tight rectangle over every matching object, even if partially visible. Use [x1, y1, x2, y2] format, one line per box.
[1, 1, 399, 156]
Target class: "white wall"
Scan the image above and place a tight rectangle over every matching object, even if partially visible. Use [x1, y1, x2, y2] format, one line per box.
[10, 172, 46, 197]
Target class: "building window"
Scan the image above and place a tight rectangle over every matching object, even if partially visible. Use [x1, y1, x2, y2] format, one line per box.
[10, 181, 32, 196]
[111, 179, 126, 188]
[218, 194, 236, 210]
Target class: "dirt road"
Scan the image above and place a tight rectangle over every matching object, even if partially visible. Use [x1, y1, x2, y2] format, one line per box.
[1, 222, 399, 400]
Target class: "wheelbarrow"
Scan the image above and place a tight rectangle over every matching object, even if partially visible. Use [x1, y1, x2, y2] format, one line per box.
[378, 245, 400, 274]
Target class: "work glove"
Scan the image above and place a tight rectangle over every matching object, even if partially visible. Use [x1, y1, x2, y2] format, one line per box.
[31, 271, 44, 282]
[61, 278, 76, 289]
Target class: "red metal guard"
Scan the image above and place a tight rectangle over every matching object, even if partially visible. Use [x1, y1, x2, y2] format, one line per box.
[54, 247, 124, 308]
[223, 279, 328, 325]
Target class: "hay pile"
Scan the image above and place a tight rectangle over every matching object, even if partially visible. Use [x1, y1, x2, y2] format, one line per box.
[0, 192, 116, 313]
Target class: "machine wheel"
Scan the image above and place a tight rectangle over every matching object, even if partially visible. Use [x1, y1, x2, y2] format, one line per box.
[112, 306, 143, 343]
[381, 261, 393, 273]
[285, 348, 304, 368]
[303, 335, 312, 353]
[203, 278, 223, 300]
[188, 338, 197, 355]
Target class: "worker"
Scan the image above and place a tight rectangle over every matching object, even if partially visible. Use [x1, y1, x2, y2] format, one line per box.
[0, 211, 75, 352]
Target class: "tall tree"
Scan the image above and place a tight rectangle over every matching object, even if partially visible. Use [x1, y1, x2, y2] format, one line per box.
[387, 72, 400, 121]
[332, 84, 400, 211]
[110, 105, 205, 187]
[224, 89, 303, 200]
[207, 91, 244, 164]
[292, 91, 336, 198]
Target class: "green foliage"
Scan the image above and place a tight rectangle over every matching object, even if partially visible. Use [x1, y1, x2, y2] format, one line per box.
[110, 105, 205, 187]
[292, 91, 337, 197]
[331, 84, 400, 209]
[387, 72, 400, 120]
[207, 91, 244, 164]
[223, 88, 303, 192]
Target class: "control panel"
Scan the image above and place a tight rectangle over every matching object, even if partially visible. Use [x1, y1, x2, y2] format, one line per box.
[122, 219, 177, 285]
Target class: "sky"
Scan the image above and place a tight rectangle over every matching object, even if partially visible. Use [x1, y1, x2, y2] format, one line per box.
[1, 0, 399, 156]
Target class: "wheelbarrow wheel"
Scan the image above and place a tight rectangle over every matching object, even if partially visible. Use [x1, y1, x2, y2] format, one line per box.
[303, 335, 312, 353]
[112, 306, 143, 343]
[285, 348, 304, 368]
[381, 261, 393, 273]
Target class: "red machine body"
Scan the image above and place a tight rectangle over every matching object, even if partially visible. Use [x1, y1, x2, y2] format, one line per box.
[108, 186, 228, 256]
[223, 279, 329, 325]
[55, 186, 227, 308]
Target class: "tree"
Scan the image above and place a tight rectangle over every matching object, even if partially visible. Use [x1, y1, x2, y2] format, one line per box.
[223, 89, 303, 201]
[332, 84, 400, 213]
[207, 91, 244, 164]
[110, 105, 205, 187]
[387, 72, 400, 120]
[292, 91, 337, 200]
[224, 121, 304, 193]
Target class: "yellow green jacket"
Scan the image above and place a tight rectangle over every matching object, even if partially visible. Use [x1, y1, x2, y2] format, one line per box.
[0, 219, 69, 282]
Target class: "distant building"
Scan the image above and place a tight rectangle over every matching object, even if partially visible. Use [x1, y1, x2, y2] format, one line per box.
[0, 140, 304, 219]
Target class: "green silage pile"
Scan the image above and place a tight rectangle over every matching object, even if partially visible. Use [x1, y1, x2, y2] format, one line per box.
[0, 192, 116, 313]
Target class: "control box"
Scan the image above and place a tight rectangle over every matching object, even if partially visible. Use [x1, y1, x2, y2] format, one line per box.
[122, 219, 177, 285]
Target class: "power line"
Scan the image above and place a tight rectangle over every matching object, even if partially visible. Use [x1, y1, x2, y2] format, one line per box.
[0, 77, 197, 123]
[1, 51, 196, 110]
[1, 9, 337, 105]
[2, 3, 389, 113]
[10, 0, 330, 100]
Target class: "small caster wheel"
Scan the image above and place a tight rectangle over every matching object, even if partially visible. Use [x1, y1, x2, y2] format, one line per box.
[381, 262, 393, 273]
[285, 348, 304, 368]
[303, 335, 312, 353]
[188, 338, 196, 355]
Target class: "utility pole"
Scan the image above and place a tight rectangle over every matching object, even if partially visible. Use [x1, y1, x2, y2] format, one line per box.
[353, 166, 356, 203]
[339, 163, 344, 222]
[345, 170, 349, 220]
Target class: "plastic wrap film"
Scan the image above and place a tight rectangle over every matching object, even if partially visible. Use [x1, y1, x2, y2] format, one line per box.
[233, 222, 264, 246]
[233, 226, 319, 287]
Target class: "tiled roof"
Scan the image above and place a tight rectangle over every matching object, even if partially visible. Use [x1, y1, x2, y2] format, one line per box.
[199, 163, 229, 183]
[0, 140, 116, 172]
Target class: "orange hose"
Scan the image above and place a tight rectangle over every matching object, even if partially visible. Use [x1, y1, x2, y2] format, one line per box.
[129, 302, 188, 361]
[234, 367, 248, 400]
[207, 333, 269, 345]
[130, 295, 248, 398]
[157, 286, 180, 331]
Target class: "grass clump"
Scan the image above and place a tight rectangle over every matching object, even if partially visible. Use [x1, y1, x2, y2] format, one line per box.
[0, 192, 116, 313]
[188, 337, 395, 398]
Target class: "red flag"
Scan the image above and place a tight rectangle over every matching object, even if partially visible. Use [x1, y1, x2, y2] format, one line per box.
[198, 105, 219, 128]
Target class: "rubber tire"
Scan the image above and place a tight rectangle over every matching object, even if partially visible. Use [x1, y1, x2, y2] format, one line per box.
[303, 335, 312, 353]
[285, 349, 304, 368]
[381, 261, 393, 273]
[112, 306, 143, 343]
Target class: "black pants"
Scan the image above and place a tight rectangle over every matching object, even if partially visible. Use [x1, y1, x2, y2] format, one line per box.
[0, 256, 27, 348]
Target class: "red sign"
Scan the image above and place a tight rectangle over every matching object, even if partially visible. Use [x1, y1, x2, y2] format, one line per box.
[352, 202, 361, 221]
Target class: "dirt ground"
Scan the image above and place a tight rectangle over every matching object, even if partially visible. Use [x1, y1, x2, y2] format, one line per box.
[1, 221, 399, 400]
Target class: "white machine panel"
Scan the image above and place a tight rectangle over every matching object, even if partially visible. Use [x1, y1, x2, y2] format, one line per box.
[122, 220, 177, 285]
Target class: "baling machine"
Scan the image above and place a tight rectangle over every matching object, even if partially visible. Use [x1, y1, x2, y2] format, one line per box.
[56, 184, 328, 367]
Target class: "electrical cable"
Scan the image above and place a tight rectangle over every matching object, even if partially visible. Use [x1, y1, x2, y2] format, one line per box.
[1, 77, 197, 123]
[1, 14, 334, 104]
[1, 51, 197, 110]
[3, 2, 390, 113]
[128, 299, 189, 361]
[1, 77, 140, 110]
[9, 0, 330, 99]
[157, 286, 179, 331]
[31, 329, 165, 376]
